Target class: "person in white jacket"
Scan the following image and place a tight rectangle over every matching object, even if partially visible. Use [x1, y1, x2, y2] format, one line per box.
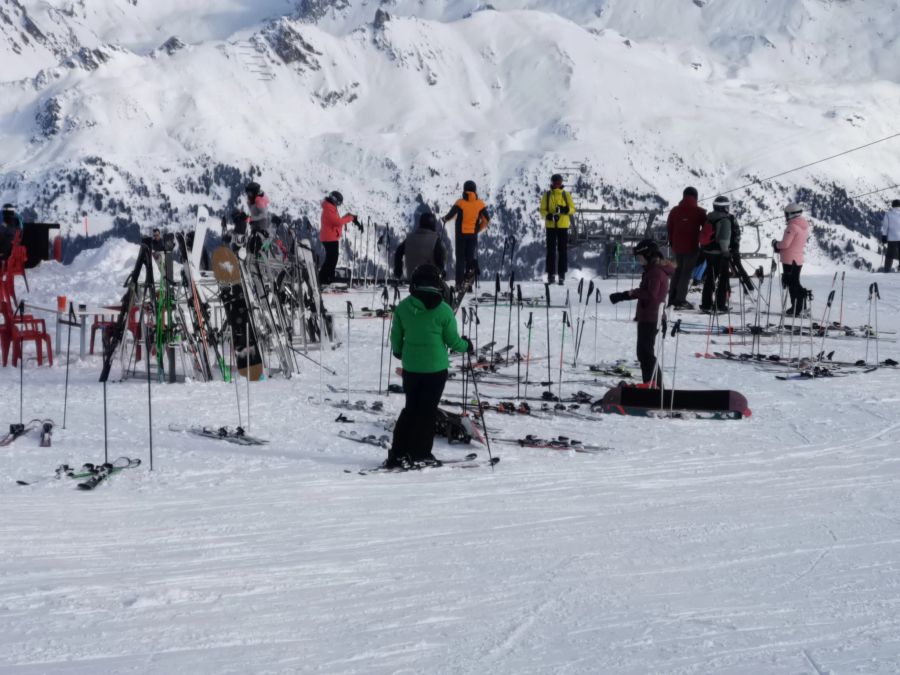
[882, 199, 900, 272]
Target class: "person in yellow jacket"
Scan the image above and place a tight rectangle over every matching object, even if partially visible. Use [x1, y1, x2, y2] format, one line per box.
[540, 173, 576, 285]
[442, 180, 489, 285]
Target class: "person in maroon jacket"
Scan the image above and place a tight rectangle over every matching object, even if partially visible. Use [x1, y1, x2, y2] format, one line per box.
[666, 186, 706, 309]
[609, 239, 674, 384]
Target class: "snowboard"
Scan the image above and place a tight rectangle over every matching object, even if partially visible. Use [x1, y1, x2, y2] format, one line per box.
[211, 246, 263, 381]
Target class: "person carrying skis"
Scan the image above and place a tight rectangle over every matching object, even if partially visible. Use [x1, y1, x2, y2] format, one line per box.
[608, 239, 674, 384]
[666, 186, 706, 309]
[540, 173, 576, 286]
[387, 264, 473, 468]
[318, 190, 360, 285]
[442, 180, 489, 286]
[881, 199, 900, 272]
[773, 203, 810, 314]
[393, 212, 447, 281]
[698, 195, 733, 313]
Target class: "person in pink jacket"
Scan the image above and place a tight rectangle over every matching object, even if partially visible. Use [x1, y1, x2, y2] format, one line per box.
[318, 190, 360, 285]
[773, 203, 810, 315]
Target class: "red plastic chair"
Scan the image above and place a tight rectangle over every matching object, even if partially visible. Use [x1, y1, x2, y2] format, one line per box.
[90, 313, 117, 355]
[0, 300, 52, 367]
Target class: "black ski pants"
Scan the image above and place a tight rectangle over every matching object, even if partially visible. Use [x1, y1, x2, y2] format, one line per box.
[455, 234, 478, 285]
[389, 369, 449, 463]
[636, 321, 659, 384]
[884, 241, 900, 272]
[545, 228, 569, 280]
[700, 253, 730, 311]
[781, 262, 806, 310]
[668, 251, 699, 305]
[318, 241, 339, 285]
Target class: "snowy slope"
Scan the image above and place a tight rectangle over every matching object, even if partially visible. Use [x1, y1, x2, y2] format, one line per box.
[2, 255, 900, 673]
[1, 0, 899, 271]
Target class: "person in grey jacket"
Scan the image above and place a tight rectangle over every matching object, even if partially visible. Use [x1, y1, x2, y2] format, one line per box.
[393, 212, 447, 280]
[699, 195, 733, 312]
[882, 199, 900, 272]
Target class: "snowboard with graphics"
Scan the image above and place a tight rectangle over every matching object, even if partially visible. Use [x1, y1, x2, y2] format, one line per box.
[211, 246, 263, 381]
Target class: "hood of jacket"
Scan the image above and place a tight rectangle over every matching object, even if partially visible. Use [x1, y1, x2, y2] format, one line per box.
[410, 287, 443, 310]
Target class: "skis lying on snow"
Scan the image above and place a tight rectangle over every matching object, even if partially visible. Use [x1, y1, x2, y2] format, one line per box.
[494, 435, 610, 453]
[346, 453, 500, 475]
[168, 423, 269, 446]
[76, 457, 142, 490]
[338, 430, 390, 448]
[1, 419, 55, 447]
[18, 457, 142, 488]
[327, 399, 386, 416]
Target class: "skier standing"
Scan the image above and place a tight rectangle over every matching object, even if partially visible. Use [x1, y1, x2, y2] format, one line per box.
[608, 239, 674, 385]
[393, 212, 447, 281]
[540, 173, 576, 285]
[698, 195, 733, 313]
[318, 190, 360, 285]
[387, 264, 472, 468]
[666, 186, 706, 308]
[773, 203, 810, 314]
[881, 199, 900, 272]
[442, 180, 489, 285]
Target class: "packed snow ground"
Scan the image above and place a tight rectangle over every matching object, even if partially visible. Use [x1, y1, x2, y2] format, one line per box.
[2, 255, 900, 674]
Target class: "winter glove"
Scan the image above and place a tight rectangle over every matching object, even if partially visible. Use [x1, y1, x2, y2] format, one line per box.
[392, 351, 402, 360]
[883, 235, 888, 244]
[608, 292, 630, 304]
[771, 239, 780, 252]
[557, 205, 570, 215]
[460, 336, 475, 354]
[549, 214, 560, 224]
[353, 216, 363, 232]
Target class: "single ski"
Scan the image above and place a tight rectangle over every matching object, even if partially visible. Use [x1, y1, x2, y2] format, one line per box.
[338, 430, 390, 448]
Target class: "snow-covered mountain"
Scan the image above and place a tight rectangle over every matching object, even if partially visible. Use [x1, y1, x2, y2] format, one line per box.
[2, 0, 899, 272]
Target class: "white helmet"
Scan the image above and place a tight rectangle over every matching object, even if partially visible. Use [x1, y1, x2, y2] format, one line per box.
[784, 203, 803, 218]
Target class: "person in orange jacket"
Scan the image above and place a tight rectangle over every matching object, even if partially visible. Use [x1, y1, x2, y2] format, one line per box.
[318, 190, 360, 285]
[442, 180, 489, 285]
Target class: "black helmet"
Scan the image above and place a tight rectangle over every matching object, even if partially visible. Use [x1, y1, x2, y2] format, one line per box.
[892, 199, 900, 208]
[712, 195, 730, 212]
[463, 180, 477, 194]
[683, 186, 698, 198]
[550, 173, 564, 187]
[326, 190, 344, 206]
[245, 181, 261, 197]
[410, 264, 443, 293]
[633, 238, 660, 259]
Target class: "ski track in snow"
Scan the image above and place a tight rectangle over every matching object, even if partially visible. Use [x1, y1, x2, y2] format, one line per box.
[1, 266, 900, 673]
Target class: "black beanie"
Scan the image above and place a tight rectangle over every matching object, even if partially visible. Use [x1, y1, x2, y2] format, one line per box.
[463, 180, 477, 194]
[418, 212, 437, 231]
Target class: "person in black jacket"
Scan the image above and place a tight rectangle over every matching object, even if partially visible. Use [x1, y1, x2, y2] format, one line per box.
[393, 212, 447, 280]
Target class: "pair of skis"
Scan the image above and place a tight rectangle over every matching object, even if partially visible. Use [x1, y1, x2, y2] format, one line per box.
[494, 434, 610, 453]
[1, 420, 54, 447]
[17, 457, 142, 489]
[347, 453, 500, 475]
[168, 424, 269, 446]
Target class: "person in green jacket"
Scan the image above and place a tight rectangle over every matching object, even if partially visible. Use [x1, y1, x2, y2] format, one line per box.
[387, 264, 472, 468]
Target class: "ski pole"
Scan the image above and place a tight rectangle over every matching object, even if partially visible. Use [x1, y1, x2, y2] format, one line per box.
[246, 319, 251, 430]
[873, 282, 881, 365]
[516, 284, 522, 398]
[378, 286, 388, 394]
[16, 302, 24, 425]
[558, 310, 570, 400]
[231, 334, 242, 428]
[574, 279, 594, 367]
[386, 285, 400, 393]
[62, 303, 77, 429]
[838, 271, 845, 328]
[523, 310, 534, 400]
[504, 271, 515, 365]
[656, 307, 667, 408]
[544, 283, 553, 387]
[670, 319, 682, 412]
[489, 272, 500, 366]
[573, 278, 584, 361]
[466, 351, 494, 471]
[346, 301, 353, 400]
[817, 290, 836, 362]
[142, 307, 154, 471]
[593, 288, 601, 363]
